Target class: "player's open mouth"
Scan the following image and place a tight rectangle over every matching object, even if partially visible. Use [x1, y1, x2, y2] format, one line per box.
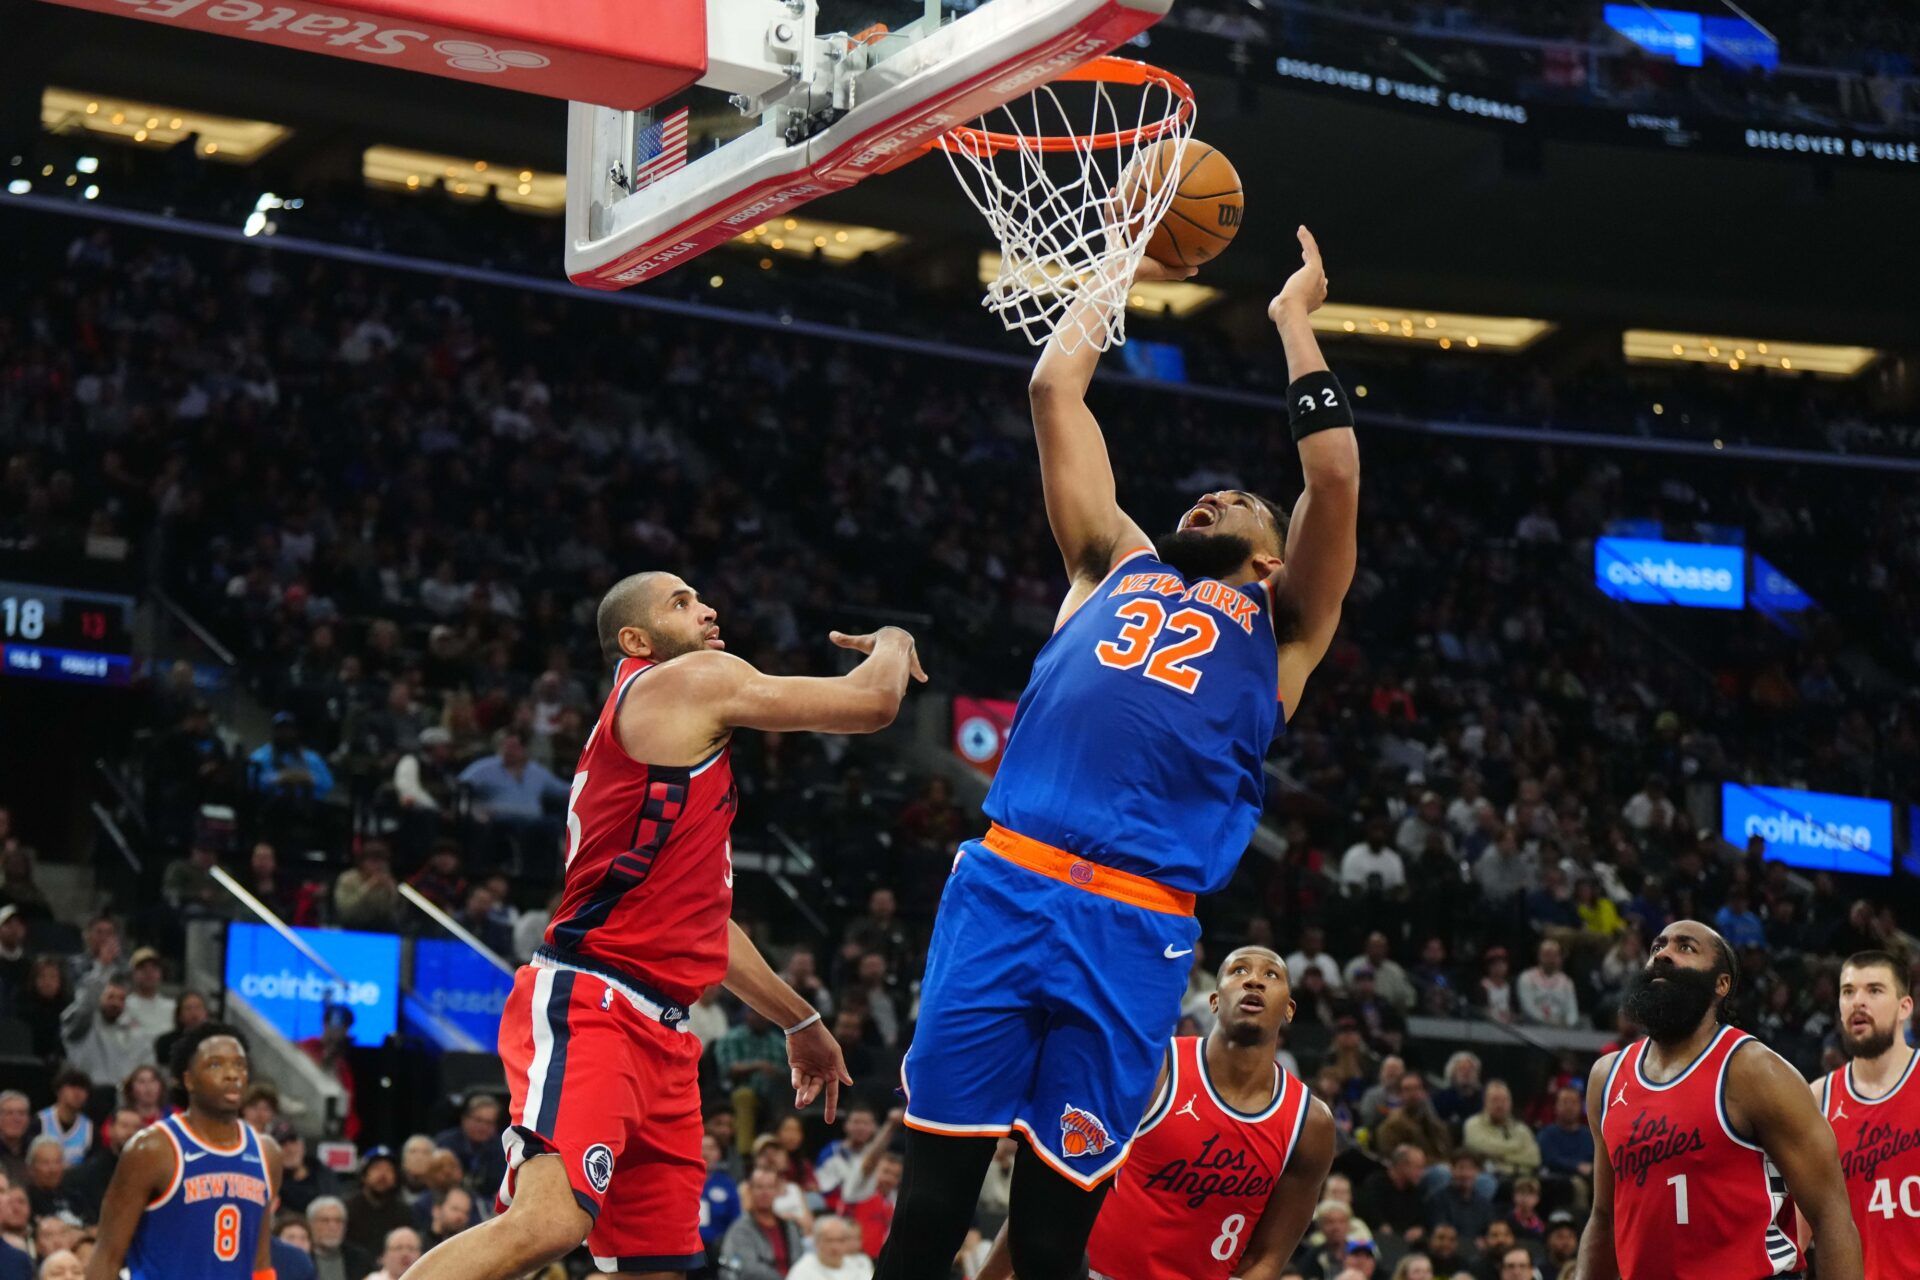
[704, 629, 725, 649]
[1850, 1015, 1875, 1033]
[1182, 503, 1219, 530]
[1237, 994, 1265, 1013]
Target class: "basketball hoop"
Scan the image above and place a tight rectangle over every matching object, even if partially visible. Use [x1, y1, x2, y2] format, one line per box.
[933, 56, 1197, 352]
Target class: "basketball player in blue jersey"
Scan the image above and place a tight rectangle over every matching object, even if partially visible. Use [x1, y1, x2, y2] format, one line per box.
[87, 1023, 283, 1280]
[876, 227, 1358, 1280]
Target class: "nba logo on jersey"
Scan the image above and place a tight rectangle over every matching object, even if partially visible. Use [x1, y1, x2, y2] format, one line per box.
[583, 1144, 614, 1193]
[1061, 1105, 1113, 1158]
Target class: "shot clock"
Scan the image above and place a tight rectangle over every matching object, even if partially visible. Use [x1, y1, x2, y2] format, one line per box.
[0, 579, 137, 687]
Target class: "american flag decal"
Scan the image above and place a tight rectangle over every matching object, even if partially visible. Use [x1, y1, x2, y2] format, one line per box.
[631, 107, 690, 191]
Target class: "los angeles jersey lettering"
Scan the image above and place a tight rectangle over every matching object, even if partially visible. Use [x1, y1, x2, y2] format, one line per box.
[987, 548, 1281, 895]
[1087, 1037, 1309, 1280]
[1823, 1051, 1920, 1280]
[545, 655, 738, 1005]
[1601, 1028, 1800, 1280]
[126, 1115, 270, 1280]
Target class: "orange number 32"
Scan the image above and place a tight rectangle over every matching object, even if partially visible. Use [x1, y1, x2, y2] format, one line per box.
[1093, 600, 1220, 694]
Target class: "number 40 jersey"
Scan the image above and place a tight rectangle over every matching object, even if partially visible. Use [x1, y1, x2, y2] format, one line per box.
[1823, 1052, 1920, 1280]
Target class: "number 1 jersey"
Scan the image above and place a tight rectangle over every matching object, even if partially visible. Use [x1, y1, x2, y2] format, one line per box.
[985, 547, 1281, 895]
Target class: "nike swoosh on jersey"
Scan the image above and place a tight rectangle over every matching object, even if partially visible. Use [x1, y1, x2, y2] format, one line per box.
[182, 1151, 206, 1162]
[1163, 945, 1194, 959]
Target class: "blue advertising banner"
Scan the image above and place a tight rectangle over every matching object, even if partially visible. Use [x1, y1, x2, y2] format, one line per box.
[1721, 783, 1893, 876]
[1594, 537, 1745, 609]
[1750, 553, 1814, 613]
[412, 939, 513, 1048]
[225, 923, 401, 1047]
[1605, 5, 1702, 67]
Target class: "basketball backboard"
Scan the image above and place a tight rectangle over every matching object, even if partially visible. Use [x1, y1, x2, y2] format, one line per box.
[563, 0, 1173, 289]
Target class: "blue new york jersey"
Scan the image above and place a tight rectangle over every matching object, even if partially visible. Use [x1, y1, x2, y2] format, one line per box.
[128, 1114, 271, 1280]
[985, 546, 1281, 894]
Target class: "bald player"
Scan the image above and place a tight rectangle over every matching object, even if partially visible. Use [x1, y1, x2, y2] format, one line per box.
[1575, 920, 1860, 1280]
[410, 571, 924, 1280]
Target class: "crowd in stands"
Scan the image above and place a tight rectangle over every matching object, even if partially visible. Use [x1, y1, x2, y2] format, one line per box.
[1, 192, 1918, 1280]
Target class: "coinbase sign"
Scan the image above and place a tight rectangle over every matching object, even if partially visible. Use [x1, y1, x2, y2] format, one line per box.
[1721, 783, 1893, 876]
[413, 939, 513, 1047]
[1605, 5, 1703, 66]
[1594, 538, 1744, 609]
[225, 923, 400, 1047]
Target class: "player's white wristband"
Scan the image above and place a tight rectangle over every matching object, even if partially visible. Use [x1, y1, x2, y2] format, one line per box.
[784, 1012, 822, 1037]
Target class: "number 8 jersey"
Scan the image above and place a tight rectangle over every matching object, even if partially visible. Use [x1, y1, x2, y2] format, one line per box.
[126, 1115, 271, 1280]
[1601, 1028, 1801, 1280]
[1822, 1051, 1920, 1280]
[985, 547, 1281, 896]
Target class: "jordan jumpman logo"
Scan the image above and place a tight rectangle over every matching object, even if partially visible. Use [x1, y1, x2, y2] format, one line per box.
[1176, 1096, 1200, 1121]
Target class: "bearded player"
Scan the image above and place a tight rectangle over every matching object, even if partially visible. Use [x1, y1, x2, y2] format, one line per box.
[409, 572, 924, 1280]
[1574, 920, 1861, 1280]
[1811, 950, 1920, 1280]
[86, 1024, 281, 1280]
[876, 228, 1358, 1280]
[978, 946, 1336, 1280]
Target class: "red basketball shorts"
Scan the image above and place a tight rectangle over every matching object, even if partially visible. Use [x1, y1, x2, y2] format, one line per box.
[496, 960, 705, 1271]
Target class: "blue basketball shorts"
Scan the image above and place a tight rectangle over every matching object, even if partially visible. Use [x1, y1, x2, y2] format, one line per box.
[900, 837, 1200, 1188]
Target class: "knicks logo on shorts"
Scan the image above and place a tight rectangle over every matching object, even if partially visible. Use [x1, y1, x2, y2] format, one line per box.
[1060, 1105, 1113, 1158]
[583, 1143, 615, 1194]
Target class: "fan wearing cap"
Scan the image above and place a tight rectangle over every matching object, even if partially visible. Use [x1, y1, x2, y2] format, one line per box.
[122, 948, 176, 1043]
[247, 713, 335, 801]
[343, 1147, 412, 1260]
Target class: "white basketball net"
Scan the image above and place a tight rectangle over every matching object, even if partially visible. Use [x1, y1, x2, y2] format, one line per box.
[938, 62, 1195, 353]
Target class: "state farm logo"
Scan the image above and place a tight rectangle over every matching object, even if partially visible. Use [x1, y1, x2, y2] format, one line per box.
[435, 40, 549, 73]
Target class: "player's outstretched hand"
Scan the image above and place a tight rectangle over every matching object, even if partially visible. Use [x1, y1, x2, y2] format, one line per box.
[1134, 256, 1196, 285]
[829, 627, 929, 684]
[787, 1020, 855, 1123]
[1269, 224, 1330, 324]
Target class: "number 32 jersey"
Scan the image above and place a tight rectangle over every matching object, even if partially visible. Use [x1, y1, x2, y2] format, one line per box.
[1601, 1027, 1801, 1280]
[1822, 1051, 1920, 1280]
[986, 547, 1281, 895]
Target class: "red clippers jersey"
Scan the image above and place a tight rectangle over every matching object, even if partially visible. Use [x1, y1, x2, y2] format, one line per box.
[544, 656, 737, 1005]
[1823, 1050, 1920, 1280]
[1086, 1036, 1311, 1280]
[1601, 1027, 1800, 1280]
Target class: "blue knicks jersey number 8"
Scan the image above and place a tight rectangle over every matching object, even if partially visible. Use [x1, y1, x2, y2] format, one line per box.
[1093, 599, 1220, 694]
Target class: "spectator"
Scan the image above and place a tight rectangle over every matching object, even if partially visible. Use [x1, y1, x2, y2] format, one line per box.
[400, 1134, 437, 1196]
[1347, 933, 1416, 1014]
[1355, 1144, 1429, 1248]
[1432, 1052, 1485, 1130]
[0, 1185, 25, 1255]
[393, 727, 459, 815]
[152, 990, 212, 1075]
[308, 1196, 374, 1280]
[59, 1105, 139, 1219]
[0, 1096, 29, 1187]
[67, 916, 123, 990]
[1620, 776, 1674, 833]
[343, 1148, 414, 1259]
[15, 960, 68, 1062]
[249, 713, 336, 800]
[778, 950, 834, 1024]
[717, 1011, 790, 1142]
[59, 970, 144, 1085]
[700, 1132, 742, 1251]
[1535, 1086, 1594, 1208]
[34, 1069, 92, 1167]
[845, 1150, 900, 1259]
[1422, 1223, 1475, 1279]
[432, 1095, 506, 1194]
[770, 1116, 816, 1193]
[1488, 1242, 1534, 1280]
[1516, 940, 1580, 1029]
[1542, 1212, 1580, 1274]
[121, 949, 177, 1044]
[24, 1138, 75, 1218]
[273, 1218, 320, 1280]
[119, 1064, 166, 1127]
[721, 1169, 805, 1280]
[1463, 1082, 1542, 1179]
[1426, 1152, 1495, 1242]
[364, 1226, 421, 1280]
[1375, 1071, 1452, 1164]
[243, 841, 297, 922]
[243, 1082, 282, 1133]
[450, 884, 514, 958]
[1307, 1201, 1360, 1279]
[1475, 949, 1516, 1025]
[1524, 868, 1578, 938]
[405, 841, 467, 912]
[35, 1250, 80, 1280]
[840, 889, 913, 982]
[1396, 791, 1452, 861]
[0, 907, 26, 999]
[1344, 966, 1408, 1055]
[160, 841, 226, 917]
[1714, 887, 1766, 951]
[749, 1137, 814, 1235]
[849, 953, 901, 1050]
[1340, 818, 1407, 896]
[688, 987, 732, 1047]
[815, 1107, 885, 1210]
[1573, 877, 1625, 940]
[421, 1187, 473, 1251]
[1473, 831, 1538, 906]
[272, 1121, 340, 1215]
[1506, 1176, 1546, 1242]
[1358, 1057, 1406, 1130]
[1286, 925, 1345, 992]
[333, 844, 403, 932]
[457, 729, 568, 823]
[788, 1214, 872, 1280]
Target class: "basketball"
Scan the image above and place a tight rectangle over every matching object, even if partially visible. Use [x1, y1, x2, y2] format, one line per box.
[1129, 139, 1244, 268]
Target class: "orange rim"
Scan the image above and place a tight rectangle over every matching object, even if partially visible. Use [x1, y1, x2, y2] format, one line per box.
[928, 55, 1195, 155]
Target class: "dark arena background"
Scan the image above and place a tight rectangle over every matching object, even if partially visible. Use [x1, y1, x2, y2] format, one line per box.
[0, 1, 1917, 1278]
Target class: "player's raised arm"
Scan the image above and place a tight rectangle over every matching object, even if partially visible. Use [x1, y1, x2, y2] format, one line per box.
[1728, 1044, 1864, 1280]
[1027, 257, 1184, 589]
[1238, 1100, 1337, 1280]
[83, 1126, 172, 1280]
[723, 919, 853, 1122]
[1264, 227, 1360, 709]
[1574, 1054, 1622, 1280]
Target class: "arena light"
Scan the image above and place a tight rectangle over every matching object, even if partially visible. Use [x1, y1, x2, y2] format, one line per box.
[1623, 330, 1879, 377]
[1313, 305, 1554, 351]
[41, 88, 287, 163]
[975, 253, 1223, 318]
[362, 146, 565, 213]
[738, 217, 902, 263]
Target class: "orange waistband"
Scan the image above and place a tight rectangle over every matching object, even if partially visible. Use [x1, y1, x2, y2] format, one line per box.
[979, 823, 1195, 917]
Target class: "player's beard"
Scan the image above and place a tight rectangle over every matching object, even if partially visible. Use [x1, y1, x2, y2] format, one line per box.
[1845, 1020, 1900, 1060]
[1154, 529, 1255, 582]
[1624, 962, 1721, 1044]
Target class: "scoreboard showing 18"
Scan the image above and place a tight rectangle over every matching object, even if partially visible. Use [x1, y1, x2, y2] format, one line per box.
[0, 579, 137, 687]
